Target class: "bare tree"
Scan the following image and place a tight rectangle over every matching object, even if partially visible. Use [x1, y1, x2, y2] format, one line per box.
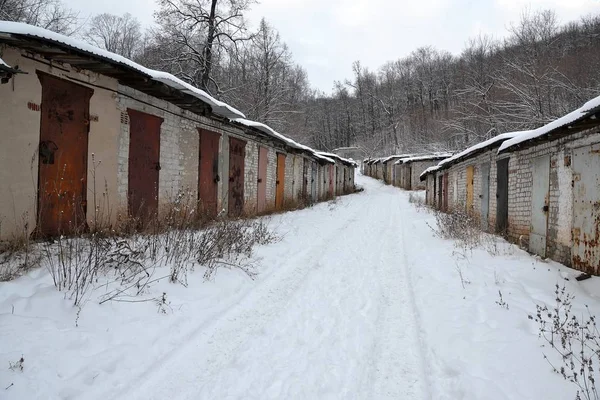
[154, 0, 254, 94]
[84, 13, 143, 59]
[0, 0, 78, 34]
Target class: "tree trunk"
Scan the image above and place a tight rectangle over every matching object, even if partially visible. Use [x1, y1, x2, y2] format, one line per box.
[200, 0, 218, 93]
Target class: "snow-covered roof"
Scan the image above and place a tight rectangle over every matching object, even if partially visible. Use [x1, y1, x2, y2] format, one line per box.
[417, 132, 529, 180]
[394, 153, 452, 165]
[419, 165, 441, 181]
[315, 151, 358, 167]
[439, 131, 530, 169]
[233, 119, 335, 163]
[498, 95, 600, 153]
[0, 21, 245, 120]
[0, 22, 356, 167]
[382, 154, 413, 163]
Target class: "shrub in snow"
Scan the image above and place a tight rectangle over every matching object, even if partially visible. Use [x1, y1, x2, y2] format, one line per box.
[430, 206, 482, 255]
[0, 213, 41, 281]
[408, 192, 425, 209]
[8, 356, 24, 372]
[530, 285, 600, 400]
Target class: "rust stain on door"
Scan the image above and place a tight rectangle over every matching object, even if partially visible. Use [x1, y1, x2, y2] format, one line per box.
[257, 146, 268, 213]
[442, 173, 449, 212]
[37, 72, 93, 236]
[466, 165, 474, 210]
[228, 137, 246, 216]
[275, 153, 286, 209]
[198, 128, 220, 218]
[572, 145, 600, 273]
[128, 109, 162, 221]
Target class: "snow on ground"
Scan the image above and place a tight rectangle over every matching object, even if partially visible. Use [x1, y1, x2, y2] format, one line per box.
[2, 175, 600, 399]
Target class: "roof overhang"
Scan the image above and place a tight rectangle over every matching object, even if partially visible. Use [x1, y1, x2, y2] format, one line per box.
[0, 30, 216, 117]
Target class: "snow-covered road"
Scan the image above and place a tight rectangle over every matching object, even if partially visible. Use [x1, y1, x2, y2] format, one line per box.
[124, 176, 431, 400]
[3, 174, 600, 400]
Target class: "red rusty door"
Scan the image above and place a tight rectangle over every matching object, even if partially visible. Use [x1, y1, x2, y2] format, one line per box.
[37, 72, 93, 236]
[128, 109, 162, 220]
[228, 137, 246, 216]
[275, 153, 286, 209]
[442, 173, 449, 212]
[198, 128, 221, 217]
[257, 146, 268, 213]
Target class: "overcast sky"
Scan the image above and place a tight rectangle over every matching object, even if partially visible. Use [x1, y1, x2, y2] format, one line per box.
[64, 0, 600, 93]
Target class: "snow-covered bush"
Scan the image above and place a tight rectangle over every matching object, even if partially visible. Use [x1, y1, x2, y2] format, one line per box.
[530, 285, 600, 400]
[408, 192, 425, 209]
[430, 206, 481, 254]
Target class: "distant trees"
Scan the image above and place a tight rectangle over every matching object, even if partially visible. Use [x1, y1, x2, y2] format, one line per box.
[17, 3, 590, 157]
[84, 13, 143, 58]
[0, 0, 78, 34]
[303, 10, 600, 156]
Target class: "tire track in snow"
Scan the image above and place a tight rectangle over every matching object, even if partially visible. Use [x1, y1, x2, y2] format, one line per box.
[110, 177, 432, 400]
[114, 194, 371, 400]
[364, 181, 431, 399]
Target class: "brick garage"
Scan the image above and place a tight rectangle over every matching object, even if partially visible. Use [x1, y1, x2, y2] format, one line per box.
[0, 23, 357, 240]
[499, 102, 600, 272]
[421, 133, 524, 231]
[394, 154, 450, 191]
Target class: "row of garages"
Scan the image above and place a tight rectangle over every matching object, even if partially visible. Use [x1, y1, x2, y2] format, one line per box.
[0, 22, 356, 240]
[419, 96, 600, 275]
[362, 153, 451, 190]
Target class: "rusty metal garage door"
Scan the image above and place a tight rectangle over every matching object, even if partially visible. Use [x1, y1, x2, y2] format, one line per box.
[37, 72, 93, 236]
[275, 153, 286, 209]
[128, 109, 162, 221]
[198, 128, 220, 218]
[257, 146, 268, 213]
[228, 137, 246, 216]
[572, 144, 600, 273]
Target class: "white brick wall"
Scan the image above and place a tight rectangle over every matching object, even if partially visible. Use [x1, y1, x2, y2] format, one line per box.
[266, 148, 277, 209]
[244, 140, 259, 214]
[284, 153, 294, 202]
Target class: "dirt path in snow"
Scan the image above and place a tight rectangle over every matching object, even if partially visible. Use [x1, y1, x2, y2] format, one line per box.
[117, 176, 432, 400]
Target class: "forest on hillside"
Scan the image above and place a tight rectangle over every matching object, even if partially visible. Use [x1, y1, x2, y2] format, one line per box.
[2, 0, 600, 156]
